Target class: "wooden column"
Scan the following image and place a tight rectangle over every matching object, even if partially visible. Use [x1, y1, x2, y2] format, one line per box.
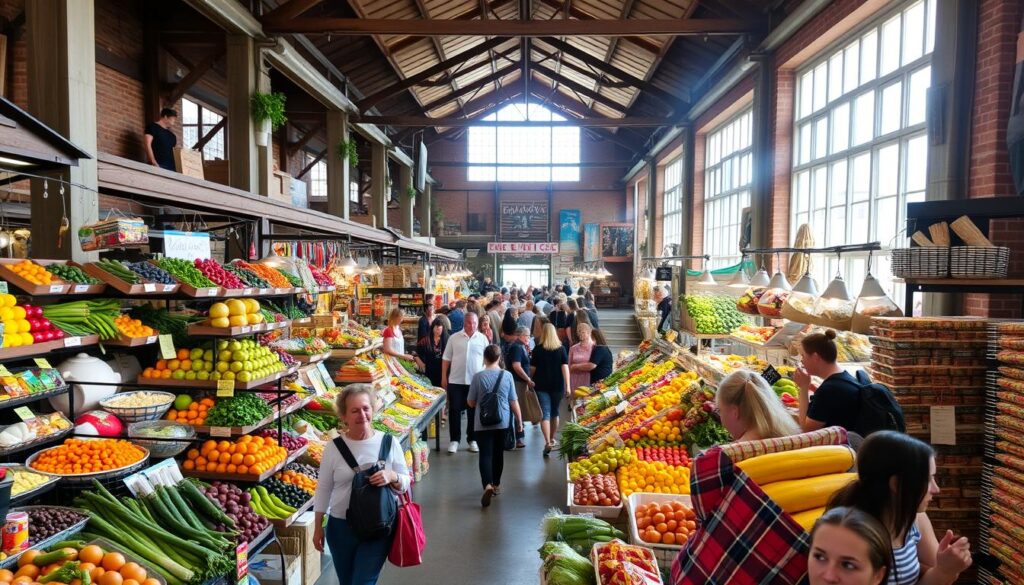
[418, 183, 432, 238]
[370, 143, 388, 228]
[645, 158, 657, 257]
[26, 0, 98, 261]
[399, 164, 413, 236]
[226, 34, 257, 192]
[325, 110, 350, 219]
[750, 56, 773, 259]
[256, 65, 273, 198]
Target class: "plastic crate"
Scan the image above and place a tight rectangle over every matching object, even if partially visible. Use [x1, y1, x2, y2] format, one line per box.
[566, 482, 623, 519]
[625, 492, 693, 570]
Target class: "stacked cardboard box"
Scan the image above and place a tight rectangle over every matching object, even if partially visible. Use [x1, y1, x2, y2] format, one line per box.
[868, 317, 986, 558]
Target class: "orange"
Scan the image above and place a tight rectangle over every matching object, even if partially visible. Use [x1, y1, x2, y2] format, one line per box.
[79, 546, 104, 565]
[0, 569, 15, 582]
[236, 465, 249, 475]
[662, 533, 676, 545]
[119, 563, 145, 582]
[90, 568, 105, 582]
[98, 571, 122, 585]
[182, 460, 195, 471]
[155, 360, 167, 371]
[176, 348, 190, 361]
[217, 440, 231, 452]
[101, 553, 125, 572]
[652, 513, 666, 524]
[226, 464, 237, 474]
[230, 453, 244, 465]
[13, 567, 38, 580]
[17, 551, 39, 568]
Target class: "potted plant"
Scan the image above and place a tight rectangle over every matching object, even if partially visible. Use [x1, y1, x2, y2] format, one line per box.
[405, 186, 417, 201]
[250, 92, 287, 146]
[432, 207, 444, 231]
[337, 139, 358, 167]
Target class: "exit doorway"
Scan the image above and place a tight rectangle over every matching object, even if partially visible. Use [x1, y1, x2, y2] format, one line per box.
[499, 264, 550, 289]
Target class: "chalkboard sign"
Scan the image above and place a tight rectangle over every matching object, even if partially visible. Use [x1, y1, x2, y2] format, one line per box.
[655, 266, 673, 281]
[761, 365, 782, 385]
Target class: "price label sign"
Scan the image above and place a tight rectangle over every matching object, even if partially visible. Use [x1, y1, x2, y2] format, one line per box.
[146, 336, 157, 345]
[0, 365, 12, 377]
[217, 379, 235, 397]
[931, 406, 957, 445]
[614, 401, 628, 414]
[73, 285, 89, 293]
[210, 426, 232, 438]
[34, 358, 52, 370]
[239, 326, 251, 334]
[162, 284, 176, 292]
[761, 365, 783, 386]
[14, 406, 34, 421]
[0, 281, 8, 294]
[205, 288, 218, 297]
[143, 283, 157, 293]
[49, 285, 63, 294]
[64, 336, 81, 347]
[158, 335, 176, 360]
[236, 541, 248, 580]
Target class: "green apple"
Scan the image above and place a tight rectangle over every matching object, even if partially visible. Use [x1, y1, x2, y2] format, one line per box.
[222, 371, 235, 380]
[237, 371, 252, 383]
[216, 340, 229, 351]
[190, 348, 204, 361]
[197, 371, 210, 381]
[228, 340, 242, 352]
[204, 362, 214, 372]
[184, 371, 197, 381]
[211, 371, 221, 381]
[203, 349, 214, 362]
[171, 369, 186, 380]
[230, 361, 243, 373]
[191, 360, 204, 371]
[219, 350, 232, 362]
[173, 394, 192, 410]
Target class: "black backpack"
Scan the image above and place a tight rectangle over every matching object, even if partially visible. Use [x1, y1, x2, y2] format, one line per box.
[332, 436, 397, 541]
[478, 371, 508, 426]
[852, 370, 906, 436]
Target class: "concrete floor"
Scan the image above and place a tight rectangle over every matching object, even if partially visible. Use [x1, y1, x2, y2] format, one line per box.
[315, 423, 566, 585]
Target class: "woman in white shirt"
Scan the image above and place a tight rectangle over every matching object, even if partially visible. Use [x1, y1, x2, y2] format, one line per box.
[313, 384, 411, 585]
[382, 308, 414, 361]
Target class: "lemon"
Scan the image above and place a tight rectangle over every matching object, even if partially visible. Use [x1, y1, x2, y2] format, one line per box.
[0, 294, 14, 308]
[226, 299, 246, 317]
[246, 313, 261, 325]
[243, 298, 260, 314]
[211, 317, 231, 328]
[17, 320, 29, 334]
[4, 334, 19, 348]
[11, 306, 25, 320]
[209, 302, 230, 319]
[19, 333, 32, 346]
[228, 315, 248, 327]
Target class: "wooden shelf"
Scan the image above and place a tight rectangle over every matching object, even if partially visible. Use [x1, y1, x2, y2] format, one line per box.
[138, 365, 298, 390]
[102, 334, 159, 348]
[182, 444, 306, 483]
[0, 259, 108, 296]
[0, 335, 99, 363]
[0, 385, 69, 410]
[271, 496, 315, 529]
[330, 340, 380, 360]
[291, 351, 330, 364]
[79, 263, 179, 295]
[187, 320, 290, 337]
[191, 396, 312, 436]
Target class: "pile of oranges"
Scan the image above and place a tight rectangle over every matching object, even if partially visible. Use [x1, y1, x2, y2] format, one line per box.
[7, 545, 159, 585]
[182, 436, 287, 476]
[616, 459, 691, 496]
[113, 315, 155, 339]
[29, 439, 146, 475]
[166, 397, 215, 425]
[7, 261, 54, 286]
[277, 469, 317, 494]
[634, 500, 698, 546]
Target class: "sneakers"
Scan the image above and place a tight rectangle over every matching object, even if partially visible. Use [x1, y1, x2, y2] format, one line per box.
[481, 485, 495, 507]
[447, 441, 459, 454]
[468, 441, 480, 453]
[516, 440, 526, 449]
[493, 486, 502, 496]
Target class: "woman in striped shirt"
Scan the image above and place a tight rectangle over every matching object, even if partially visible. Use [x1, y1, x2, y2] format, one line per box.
[828, 432, 972, 585]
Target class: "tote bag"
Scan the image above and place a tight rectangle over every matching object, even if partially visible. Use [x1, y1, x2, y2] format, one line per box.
[516, 378, 544, 424]
[388, 491, 426, 567]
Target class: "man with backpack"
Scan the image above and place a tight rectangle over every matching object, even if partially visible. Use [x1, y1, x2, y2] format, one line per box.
[794, 330, 905, 438]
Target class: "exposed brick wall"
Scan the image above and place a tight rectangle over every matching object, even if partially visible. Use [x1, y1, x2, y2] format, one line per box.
[770, 69, 796, 262]
[691, 133, 705, 269]
[967, 0, 1023, 198]
[0, 0, 26, 109]
[96, 64, 145, 160]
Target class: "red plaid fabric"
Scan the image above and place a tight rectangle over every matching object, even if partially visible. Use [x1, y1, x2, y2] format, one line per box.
[670, 446, 810, 585]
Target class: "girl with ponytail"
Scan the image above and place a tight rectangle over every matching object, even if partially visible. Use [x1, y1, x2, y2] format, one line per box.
[715, 369, 800, 442]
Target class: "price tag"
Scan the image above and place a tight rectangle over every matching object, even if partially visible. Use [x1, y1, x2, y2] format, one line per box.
[236, 541, 248, 580]
[206, 288, 218, 297]
[602, 389, 619, 400]
[614, 401, 628, 414]
[73, 285, 89, 293]
[64, 336, 81, 347]
[146, 336, 157, 345]
[260, 288, 270, 295]
[761, 365, 782, 386]
[162, 284, 175, 292]
[930, 406, 957, 445]
[143, 283, 157, 293]
[14, 406, 34, 421]
[0, 365, 12, 377]
[239, 326, 251, 334]
[210, 426, 232, 438]
[33, 358, 52, 369]
[49, 285, 63, 294]
[217, 379, 235, 397]
[158, 335, 176, 360]
[0, 281, 8, 294]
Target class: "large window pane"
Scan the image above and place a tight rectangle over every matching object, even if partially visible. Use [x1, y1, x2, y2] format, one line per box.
[844, 42, 861, 93]
[861, 30, 878, 83]
[467, 103, 579, 181]
[879, 81, 903, 135]
[880, 14, 902, 76]
[907, 66, 930, 126]
[831, 102, 850, 154]
[703, 109, 752, 268]
[853, 91, 875, 146]
[814, 117, 829, 160]
[902, 1, 925, 65]
[829, 52, 845, 103]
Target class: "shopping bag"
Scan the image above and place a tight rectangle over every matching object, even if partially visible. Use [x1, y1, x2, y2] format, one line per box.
[388, 491, 426, 567]
[504, 421, 517, 451]
[516, 379, 544, 424]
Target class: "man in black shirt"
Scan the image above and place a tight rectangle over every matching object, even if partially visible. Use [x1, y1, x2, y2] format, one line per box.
[144, 108, 178, 171]
[654, 286, 672, 332]
[417, 299, 435, 341]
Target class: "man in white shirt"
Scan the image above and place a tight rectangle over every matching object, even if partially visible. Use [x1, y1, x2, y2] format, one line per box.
[441, 311, 489, 454]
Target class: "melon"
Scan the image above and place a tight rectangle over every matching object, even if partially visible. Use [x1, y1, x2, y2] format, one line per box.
[74, 410, 124, 437]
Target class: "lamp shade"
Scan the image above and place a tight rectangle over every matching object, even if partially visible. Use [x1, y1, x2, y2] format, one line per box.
[697, 269, 717, 285]
[820, 275, 852, 301]
[857, 273, 887, 299]
[793, 272, 819, 296]
[727, 268, 750, 288]
[767, 270, 791, 291]
[749, 268, 771, 287]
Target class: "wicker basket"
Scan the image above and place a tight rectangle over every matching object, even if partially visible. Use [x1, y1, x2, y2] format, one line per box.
[99, 391, 175, 422]
[949, 246, 1009, 278]
[128, 420, 195, 458]
[891, 247, 949, 278]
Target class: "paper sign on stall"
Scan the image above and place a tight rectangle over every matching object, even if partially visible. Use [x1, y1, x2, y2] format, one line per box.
[930, 406, 956, 445]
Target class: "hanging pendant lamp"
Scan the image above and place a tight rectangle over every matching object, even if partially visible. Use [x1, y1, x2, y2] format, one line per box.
[793, 272, 819, 296]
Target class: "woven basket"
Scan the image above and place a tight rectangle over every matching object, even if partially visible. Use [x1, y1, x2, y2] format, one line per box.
[99, 391, 175, 423]
[891, 247, 949, 278]
[950, 246, 1009, 279]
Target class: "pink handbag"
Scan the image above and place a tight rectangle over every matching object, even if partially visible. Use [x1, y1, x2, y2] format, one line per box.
[388, 491, 426, 567]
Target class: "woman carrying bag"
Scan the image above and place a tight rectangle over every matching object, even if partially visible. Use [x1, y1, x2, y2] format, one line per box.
[505, 325, 543, 447]
[468, 345, 524, 507]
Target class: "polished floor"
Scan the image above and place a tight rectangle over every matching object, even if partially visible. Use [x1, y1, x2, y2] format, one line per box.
[315, 423, 567, 585]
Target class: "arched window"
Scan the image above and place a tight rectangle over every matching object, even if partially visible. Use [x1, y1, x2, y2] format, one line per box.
[467, 102, 580, 182]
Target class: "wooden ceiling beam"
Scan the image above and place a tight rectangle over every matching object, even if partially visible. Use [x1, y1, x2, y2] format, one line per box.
[592, 0, 636, 105]
[263, 17, 762, 37]
[358, 116, 671, 127]
[355, 37, 507, 112]
[535, 0, 659, 54]
[260, 0, 323, 22]
[296, 150, 327, 180]
[287, 121, 325, 153]
[539, 37, 688, 106]
[191, 118, 226, 151]
[419, 62, 519, 113]
[164, 48, 224, 106]
[532, 63, 629, 113]
[383, 0, 515, 56]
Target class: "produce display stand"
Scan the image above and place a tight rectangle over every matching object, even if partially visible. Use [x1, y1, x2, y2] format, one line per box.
[87, 538, 168, 585]
[182, 443, 308, 483]
[1, 464, 61, 504]
[102, 334, 159, 347]
[0, 506, 89, 568]
[271, 496, 314, 529]
[330, 339, 380, 360]
[187, 320, 292, 337]
[139, 365, 299, 391]
[80, 262, 180, 295]
[0, 258, 107, 296]
[0, 384, 70, 410]
[625, 493, 693, 570]
[0, 335, 100, 362]
[25, 444, 150, 483]
[0, 428, 73, 458]
[566, 483, 622, 519]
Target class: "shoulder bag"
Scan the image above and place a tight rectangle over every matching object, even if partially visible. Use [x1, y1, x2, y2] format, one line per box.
[332, 436, 398, 541]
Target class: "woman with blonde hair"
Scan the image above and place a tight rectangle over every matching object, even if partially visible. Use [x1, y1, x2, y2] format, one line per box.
[531, 322, 570, 456]
[715, 369, 799, 442]
[381, 308, 413, 361]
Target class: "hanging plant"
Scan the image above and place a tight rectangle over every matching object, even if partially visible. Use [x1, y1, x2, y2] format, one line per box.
[433, 206, 444, 227]
[336, 140, 359, 167]
[405, 186, 417, 200]
[250, 92, 288, 130]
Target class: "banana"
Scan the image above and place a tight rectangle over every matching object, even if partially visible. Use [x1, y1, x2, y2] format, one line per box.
[268, 493, 297, 514]
[256, 486, 293, 517]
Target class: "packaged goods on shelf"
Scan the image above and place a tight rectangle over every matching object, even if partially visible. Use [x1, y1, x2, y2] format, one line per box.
[681, 294, 746, 335]
[736, 287, 766, 315]
[0, 412, 72, 448]
[591, 540, 662, 585]
[78, 216, 148, 250]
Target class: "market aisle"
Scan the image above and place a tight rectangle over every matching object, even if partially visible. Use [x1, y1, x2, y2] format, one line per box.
[315, 424, 566, 585]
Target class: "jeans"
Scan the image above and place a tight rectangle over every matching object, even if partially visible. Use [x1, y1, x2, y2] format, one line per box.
[476, 429, 506, 488]
[325, 516, 391, 585]
[536, 389, 563, 421]
[447, 383, 475, 443]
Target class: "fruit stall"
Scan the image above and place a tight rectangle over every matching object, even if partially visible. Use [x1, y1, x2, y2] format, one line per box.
[0, 245, 453, 585]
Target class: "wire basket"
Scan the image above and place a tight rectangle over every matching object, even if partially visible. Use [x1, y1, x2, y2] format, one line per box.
[891, 247, 949, 278]
[950, 246, 1009, 279]
[128, 420, 195, 458]
[99, 391, 175, 422]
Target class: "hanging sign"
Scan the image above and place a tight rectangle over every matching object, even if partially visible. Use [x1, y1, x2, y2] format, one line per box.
[655, 267, 673, 281]
[163, 230, 211, 261]
[499, 201, 548, 239]
[487, 242, 560, 254]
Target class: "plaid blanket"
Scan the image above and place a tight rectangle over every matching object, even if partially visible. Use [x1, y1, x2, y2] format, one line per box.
[670, 447, 811, 585]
